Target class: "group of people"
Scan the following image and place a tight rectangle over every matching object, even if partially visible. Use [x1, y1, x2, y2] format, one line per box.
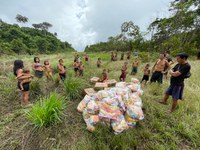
[111, 51, 131, 61]
[114, 52, 191, 113]
[13, 51, 191, 113]
[13, 57, 68, 106]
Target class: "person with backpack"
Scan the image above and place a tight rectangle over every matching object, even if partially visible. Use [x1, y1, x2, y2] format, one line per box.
[159, 52, 191, 113]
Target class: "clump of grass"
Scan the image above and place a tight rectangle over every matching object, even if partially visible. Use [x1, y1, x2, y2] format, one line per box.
[0, 79, 19, 101]
[63, 77, 85, 100]
[26, 92, 65, 127]
[30, 79, 43, 97]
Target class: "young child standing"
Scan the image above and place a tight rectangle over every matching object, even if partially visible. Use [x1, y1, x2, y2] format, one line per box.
[78, 61, 84, 76]
[43, 60, 53, 80]
[119, 62, 128, 81]
[127, 52, 131, 60]
[57, 59, 66, 81]
[85, 53, 89, 62]
[97, 58, 101, 68]
[141, 64, 150, 85]
[74, 59, 79, 77]
[131, 58, 139, 75]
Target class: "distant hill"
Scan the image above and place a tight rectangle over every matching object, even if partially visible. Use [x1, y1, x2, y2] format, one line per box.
[0, 20, 75, 55]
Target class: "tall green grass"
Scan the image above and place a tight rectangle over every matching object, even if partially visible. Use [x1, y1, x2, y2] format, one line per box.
[1, 53, 200, 149]
[26, 92, 65, 127]
[63, 77, 86, 100]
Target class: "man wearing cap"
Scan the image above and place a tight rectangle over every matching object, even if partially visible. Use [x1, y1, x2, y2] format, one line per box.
[160, 52, 191, 113]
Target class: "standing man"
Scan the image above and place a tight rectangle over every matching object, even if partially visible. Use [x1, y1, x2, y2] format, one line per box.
[163, 53, 174, 80]
[150, 53, 170, 84]
[160, 52, 191, 113]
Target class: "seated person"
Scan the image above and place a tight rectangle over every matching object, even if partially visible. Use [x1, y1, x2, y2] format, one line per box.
[99, 69, 108, 82]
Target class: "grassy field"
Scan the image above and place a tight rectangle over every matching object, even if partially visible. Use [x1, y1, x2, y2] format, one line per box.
[0, 52, 200, 150]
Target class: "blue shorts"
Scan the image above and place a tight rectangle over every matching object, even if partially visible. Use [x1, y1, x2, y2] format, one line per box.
[166, 85, 184, 100]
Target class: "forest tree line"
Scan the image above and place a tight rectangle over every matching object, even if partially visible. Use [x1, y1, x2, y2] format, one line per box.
[85, 0, 200, 56]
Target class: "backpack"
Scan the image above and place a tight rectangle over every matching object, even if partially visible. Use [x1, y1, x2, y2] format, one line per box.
[184, 71, 191, 79]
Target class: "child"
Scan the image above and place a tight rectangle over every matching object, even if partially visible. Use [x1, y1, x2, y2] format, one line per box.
[85, 53, 89, 62]
[43, 60, 53, 80]
[127, 52, 131, 60]
[78, 61, 84, 76]
[99, 69, 108, 82]
[57, 59, 66, 81]
[119, 62, 128, 81]
[16, 68, 34, 91]
[114, 52, 118, 61]
[111, 52, 114, 61]
[131, 58, 139, 75]
[97, 58, 101, 68]
[74, 59, 79, 77]
[120, 52, 124, 60]
[141, 64, 150, 85]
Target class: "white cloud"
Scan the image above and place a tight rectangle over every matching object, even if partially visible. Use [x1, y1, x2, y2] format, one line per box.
[0, 0, 172, 51]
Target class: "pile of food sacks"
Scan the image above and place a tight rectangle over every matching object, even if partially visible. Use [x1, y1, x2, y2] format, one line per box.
[77, 78, 144, 134]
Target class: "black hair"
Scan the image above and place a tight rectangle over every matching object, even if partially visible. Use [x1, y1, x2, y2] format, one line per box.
[44, 60, 49, 65]
[34, 57, 40, 63]
[13, 60, 24, 76]
[59, 59, 63, 62]
[160, 53, 166, 57]
[176, 52, 189, 60]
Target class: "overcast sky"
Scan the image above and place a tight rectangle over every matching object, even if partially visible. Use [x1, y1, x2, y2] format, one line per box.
[0, 0, 172, 51]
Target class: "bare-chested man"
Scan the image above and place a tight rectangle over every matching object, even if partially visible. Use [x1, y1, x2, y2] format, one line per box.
[150, 53, 170, 84]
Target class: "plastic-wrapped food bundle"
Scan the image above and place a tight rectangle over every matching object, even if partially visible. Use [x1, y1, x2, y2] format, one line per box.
[77, 78, 144, 134]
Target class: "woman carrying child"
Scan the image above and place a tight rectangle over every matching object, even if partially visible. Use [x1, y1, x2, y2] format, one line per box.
[13, 60, 33, 106]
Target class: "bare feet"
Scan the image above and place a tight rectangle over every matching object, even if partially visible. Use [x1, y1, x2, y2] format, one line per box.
[166, 110, 172, 113]
[159, 101, 167, 105]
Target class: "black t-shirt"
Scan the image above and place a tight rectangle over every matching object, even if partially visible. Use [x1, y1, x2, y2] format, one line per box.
[170, 63, 191, 86]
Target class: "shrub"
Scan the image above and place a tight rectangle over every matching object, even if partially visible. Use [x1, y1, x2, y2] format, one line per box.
[26, 92, 65, 127]
[63, 77, 85, 100]
[30, 79, 43, 96]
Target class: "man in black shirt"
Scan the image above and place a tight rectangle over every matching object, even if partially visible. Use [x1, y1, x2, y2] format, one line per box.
[160, 52, 191, 113]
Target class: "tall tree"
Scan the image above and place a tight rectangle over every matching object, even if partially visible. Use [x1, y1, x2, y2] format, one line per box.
[32, 23, 42, 30]
[121, 21, 141, 40]
[15, 14, 28, 26]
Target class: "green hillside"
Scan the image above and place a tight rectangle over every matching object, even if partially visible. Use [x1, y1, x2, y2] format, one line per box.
[0, 20, 75, 55]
